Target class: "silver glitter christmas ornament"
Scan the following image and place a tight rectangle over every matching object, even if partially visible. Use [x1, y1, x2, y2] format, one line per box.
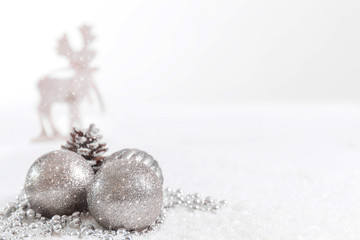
[24, 150, 94, 218]
[87, 149, 163, 230]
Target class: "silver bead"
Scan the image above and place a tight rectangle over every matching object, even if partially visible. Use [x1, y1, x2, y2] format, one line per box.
[10, 228, 19, 234]
[24, 150, 94, 218]
[70, 230, 80, 236]
[116, 228, 125, 235]
[26, 209, 35, 219]
[29, 223, 38, 229]
[50, 215, 61, 225]
[124, 234, 132, 240]
[12, 221, 21, 227]
[84, 229, 94, 236]
[43, 227, 52, 235]
[205, 197, 214, 204]
[83, 224, 95, 230]
[156, 219, 164, 224]
[69, 217, 81, 228]
[21, 233, 30, 238]
[220, 200, 227, 206]
[53, 224, 62, 233]
[212, 205, 220, 210]
[103, 235, 114, 240]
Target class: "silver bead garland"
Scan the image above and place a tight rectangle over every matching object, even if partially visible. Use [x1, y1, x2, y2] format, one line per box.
[0, 188, 226, 240]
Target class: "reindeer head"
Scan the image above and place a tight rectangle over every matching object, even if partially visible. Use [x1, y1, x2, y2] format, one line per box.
[57, 25, 96, 72]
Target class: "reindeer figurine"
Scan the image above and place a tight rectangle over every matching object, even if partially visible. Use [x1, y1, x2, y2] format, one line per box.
[37, 25, 104, 139]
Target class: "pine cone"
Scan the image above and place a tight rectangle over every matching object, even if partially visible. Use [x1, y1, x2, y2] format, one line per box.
[62, 124, 108, 172]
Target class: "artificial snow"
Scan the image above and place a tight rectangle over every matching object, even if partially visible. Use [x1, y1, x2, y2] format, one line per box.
[1, 104, 360, 239]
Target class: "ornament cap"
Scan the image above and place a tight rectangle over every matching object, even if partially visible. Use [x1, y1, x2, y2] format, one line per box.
[108, 149, 164, 184]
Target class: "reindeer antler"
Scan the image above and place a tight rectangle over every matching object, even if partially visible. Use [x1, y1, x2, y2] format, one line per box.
[56, 25, 96, 69]
[80, 25, 96, 51]
[57, 34, 73, 57]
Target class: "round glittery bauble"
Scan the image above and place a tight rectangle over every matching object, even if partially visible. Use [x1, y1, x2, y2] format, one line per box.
[87, 151, 163, 230]
[24, 150, 94, 218]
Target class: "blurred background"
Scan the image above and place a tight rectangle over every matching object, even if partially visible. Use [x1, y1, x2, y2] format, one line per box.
[1, 1, 360, 238]
[1, 0, 360, 107]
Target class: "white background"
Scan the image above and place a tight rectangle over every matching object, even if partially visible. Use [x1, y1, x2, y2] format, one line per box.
[0, 0, 360, 105]
[1, 1, 360, 239]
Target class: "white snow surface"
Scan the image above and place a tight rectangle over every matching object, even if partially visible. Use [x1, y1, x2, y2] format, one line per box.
[1, 104, 360, 239]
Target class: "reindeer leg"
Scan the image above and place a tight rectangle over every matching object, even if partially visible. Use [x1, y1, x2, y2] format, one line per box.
[46, 107, 60, 137]
[69, 102, 82, 129]
[38, 103, 47, 138]
[92, 82, 105, 113]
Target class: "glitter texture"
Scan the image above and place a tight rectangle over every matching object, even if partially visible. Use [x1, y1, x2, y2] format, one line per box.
[24, 150, 94, 218]
[88, 155, 163, 230]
